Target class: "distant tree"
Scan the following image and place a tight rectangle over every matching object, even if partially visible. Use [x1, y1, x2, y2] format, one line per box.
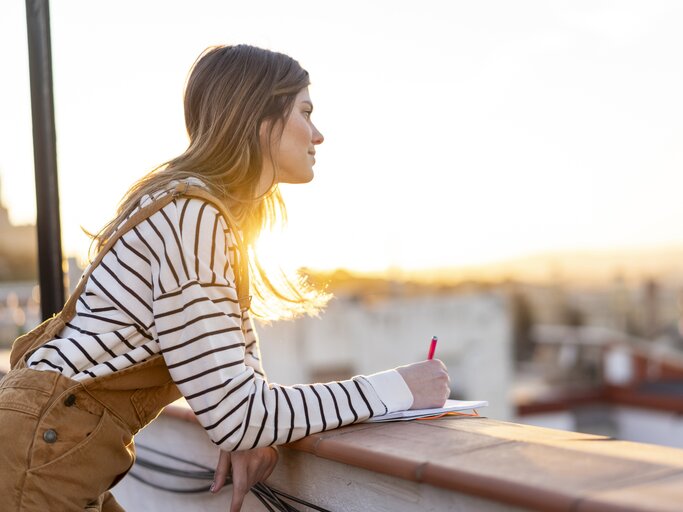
[562, 304, 584, 328]
[509, 289, 535, 363]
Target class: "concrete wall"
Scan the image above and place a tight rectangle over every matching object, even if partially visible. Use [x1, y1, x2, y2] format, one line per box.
[112, 413, 525, 512]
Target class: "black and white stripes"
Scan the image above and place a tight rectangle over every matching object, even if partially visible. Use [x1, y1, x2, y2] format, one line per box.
[26, 182, 412, 450]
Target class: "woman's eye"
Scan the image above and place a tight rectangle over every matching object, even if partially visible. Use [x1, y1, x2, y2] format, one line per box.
[303, 110, 312, 118]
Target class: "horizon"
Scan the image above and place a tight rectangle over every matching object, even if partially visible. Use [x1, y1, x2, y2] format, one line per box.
[315, 243, 683, 285]
[4, 187, 683, 286]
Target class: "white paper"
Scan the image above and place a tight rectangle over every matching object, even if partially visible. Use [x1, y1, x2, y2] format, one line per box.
[366, 399, 488, 423]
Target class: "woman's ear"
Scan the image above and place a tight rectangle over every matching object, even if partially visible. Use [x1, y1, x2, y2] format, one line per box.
[259, 118, 284, 150]
[257, 119, 278, 196]
[259, 119, 270, 143]
[259, 120, 275, 170]
[259, 119, 276, 151]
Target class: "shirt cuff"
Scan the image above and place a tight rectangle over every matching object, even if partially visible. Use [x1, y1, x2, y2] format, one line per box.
[366, 369, 414, 413]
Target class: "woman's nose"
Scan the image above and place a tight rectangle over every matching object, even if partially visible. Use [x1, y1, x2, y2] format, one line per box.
[312, 124, 324, 145]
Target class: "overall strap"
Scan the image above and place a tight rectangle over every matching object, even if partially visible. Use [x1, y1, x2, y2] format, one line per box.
[11, 188, 179, 366]
[60, 183, 251, 324]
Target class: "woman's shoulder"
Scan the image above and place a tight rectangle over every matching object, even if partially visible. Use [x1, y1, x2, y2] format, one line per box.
[138, 177, 213, 209]
[108, 179, 231, 256]
[108, 178, 237, 285]
[126, 178, 228, 228]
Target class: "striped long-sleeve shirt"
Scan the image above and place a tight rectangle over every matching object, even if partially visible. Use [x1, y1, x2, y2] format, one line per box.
[27, 181, 413, 450]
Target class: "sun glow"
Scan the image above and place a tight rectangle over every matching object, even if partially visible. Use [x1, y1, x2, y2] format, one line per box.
[254, 228, 300, 274]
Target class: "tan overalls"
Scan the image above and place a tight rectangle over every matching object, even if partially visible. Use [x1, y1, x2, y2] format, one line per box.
[0, 184, 250, 511]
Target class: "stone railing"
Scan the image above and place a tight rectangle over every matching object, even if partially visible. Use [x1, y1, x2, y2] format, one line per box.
[111, 401, 683, 511]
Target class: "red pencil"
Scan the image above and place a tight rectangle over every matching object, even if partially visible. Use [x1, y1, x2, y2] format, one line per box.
[427, 336, 438, 360]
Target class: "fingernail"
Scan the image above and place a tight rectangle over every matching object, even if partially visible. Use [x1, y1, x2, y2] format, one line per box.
[210, 482, 216, 493]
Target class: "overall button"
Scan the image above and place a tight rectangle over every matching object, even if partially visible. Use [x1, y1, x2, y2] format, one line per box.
[64, 394, 76, 407]
[43, 429, 58, 443]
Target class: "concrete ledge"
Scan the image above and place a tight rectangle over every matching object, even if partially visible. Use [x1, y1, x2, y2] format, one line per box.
[161, 401, 683, 511]
[115, 411, 524, 511]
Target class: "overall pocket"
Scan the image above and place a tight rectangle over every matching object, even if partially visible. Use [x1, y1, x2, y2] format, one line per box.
[22, 408, 135, 511]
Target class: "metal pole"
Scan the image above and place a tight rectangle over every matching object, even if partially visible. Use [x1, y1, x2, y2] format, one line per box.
[25, 0, 65, 319]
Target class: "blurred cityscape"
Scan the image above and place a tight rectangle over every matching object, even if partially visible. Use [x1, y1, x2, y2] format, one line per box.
[1, 189, 683, 450]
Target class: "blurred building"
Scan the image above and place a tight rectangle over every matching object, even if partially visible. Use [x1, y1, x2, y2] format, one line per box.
[0, 178, 37, 281]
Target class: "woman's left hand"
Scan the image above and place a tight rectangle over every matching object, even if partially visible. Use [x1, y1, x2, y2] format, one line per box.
[211, 446, 279, 512]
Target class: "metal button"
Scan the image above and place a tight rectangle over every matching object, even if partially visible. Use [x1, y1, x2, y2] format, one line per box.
[43, 429, 57, 443]
[64, 394, 76, 407]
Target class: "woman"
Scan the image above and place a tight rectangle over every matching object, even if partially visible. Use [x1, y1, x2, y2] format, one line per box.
[0, 44, 450, 512]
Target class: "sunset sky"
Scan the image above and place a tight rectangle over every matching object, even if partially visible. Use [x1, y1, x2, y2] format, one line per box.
[1, 1, 683, 274]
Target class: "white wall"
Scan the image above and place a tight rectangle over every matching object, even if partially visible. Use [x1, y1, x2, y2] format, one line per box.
[257, 291, 514, 420]
[614, 406, 683, 449]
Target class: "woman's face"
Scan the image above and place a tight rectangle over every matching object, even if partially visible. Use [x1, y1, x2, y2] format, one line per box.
[259, 87, 324, 191]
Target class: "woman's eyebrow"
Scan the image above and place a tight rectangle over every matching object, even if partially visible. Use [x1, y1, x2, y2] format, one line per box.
[301, 100, 314, 110]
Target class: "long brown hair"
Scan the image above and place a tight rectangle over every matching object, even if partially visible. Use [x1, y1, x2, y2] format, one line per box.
[90, 44, 328, 320]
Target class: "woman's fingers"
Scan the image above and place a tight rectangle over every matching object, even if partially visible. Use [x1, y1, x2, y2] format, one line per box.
[262, 447, 278, 480]
[206, 446, 281, 511]
[229, 458, 249, 512]
[227, 447, 280, 512]
[211, 449, 231, 493]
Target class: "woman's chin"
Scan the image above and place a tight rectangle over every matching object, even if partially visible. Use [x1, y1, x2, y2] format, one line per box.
[280, 169, 315, 184]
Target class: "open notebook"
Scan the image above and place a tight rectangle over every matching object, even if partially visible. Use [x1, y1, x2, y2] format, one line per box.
[366, 399, 488, 423]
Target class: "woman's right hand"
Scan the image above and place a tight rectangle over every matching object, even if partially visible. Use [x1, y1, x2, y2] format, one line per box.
[396, 359, 451, 410]
[212, 446, 278, 512]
